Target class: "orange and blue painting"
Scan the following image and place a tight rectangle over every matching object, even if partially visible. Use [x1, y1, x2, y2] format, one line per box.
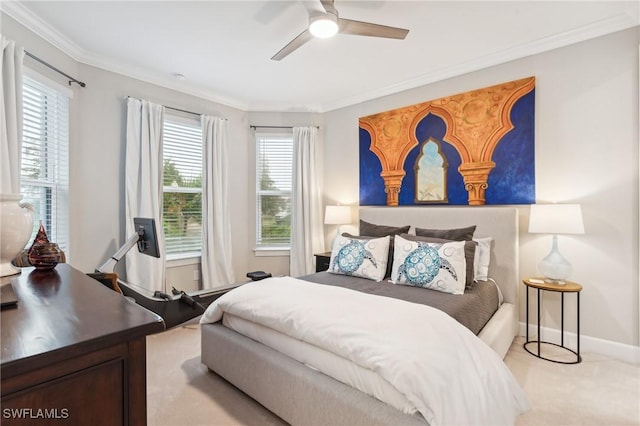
[359, 77, 535, 206]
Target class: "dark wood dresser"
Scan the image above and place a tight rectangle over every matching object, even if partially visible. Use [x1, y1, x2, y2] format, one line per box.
[1, 264, 164, 425]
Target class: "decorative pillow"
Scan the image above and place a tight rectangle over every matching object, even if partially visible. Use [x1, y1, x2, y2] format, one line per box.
[343, 231, 397, 280]
[359, 220, 411, 237]
[358, 220, 411, 278]
[473, 236, 492, 281]
[391, 235, 466, 295]
[400, 234, 476, 289]
[415, 225, 476, 241]
[328, 234, 390, 282]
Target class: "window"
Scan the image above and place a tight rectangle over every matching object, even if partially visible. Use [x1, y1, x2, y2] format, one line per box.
[20, 73, 70, 253]
[255, 132, 293, 248]
[162, 115, 202, 258]
[415, 137, 448, 203]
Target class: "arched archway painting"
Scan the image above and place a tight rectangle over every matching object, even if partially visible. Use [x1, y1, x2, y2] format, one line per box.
[359, 77, 535, 206]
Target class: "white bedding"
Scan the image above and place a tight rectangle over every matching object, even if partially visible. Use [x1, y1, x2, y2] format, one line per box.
[201, 276, 529, 426]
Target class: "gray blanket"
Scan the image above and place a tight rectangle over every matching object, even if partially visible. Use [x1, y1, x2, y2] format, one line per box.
[300, 272, 499, 335]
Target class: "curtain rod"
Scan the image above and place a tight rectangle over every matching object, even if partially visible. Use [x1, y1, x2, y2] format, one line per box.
[127, 96, 203, 117]
[25, 51, 86, 88]
[250, 125, 319, 130]
[165, 105, 202, 117]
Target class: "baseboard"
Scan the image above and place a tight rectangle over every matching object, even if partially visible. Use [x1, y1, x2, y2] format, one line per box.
[518, 322, 640, 365]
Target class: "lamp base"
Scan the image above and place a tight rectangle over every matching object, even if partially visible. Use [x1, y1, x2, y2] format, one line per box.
[0, 194, 34, 277]
[538, 234, 572, 285]
[543, 277, 567, 285]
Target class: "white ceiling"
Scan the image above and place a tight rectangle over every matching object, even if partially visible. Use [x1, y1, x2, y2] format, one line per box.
[3, 1, 638, 112]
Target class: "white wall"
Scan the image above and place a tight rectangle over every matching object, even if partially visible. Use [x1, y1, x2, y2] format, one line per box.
[323, 27, 640, 348]
[3, 12, 638, 349]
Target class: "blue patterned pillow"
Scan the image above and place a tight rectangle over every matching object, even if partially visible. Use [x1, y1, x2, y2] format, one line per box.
[391, 235, 467, 295]
[328, 235, 390, 282]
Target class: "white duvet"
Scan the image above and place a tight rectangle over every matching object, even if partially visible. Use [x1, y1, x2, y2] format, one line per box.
[201, 276, 529, 426]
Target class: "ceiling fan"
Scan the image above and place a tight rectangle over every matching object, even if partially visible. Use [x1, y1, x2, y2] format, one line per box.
[271, 0, 409, 61]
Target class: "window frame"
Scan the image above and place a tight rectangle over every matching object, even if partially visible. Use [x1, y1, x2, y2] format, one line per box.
[254, 131, 294, 252]
[162, 112, 203, 260]
[20, 69, 71, 255]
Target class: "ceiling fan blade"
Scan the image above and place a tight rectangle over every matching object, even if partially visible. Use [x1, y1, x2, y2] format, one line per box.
[301, 0, 327, 15]
[271, 29, 313, 61]
[338, 18, 409, 39]
[320, 0, 335, 12]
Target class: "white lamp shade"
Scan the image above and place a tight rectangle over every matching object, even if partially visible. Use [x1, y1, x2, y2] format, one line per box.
[528, 204, 585, 235]
[324, 205, 351, 225]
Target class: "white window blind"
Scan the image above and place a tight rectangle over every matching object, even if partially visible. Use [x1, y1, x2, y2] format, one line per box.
[20, 75, 70, 254]
[162, 115, 202, 258]
[255, 132, 293, 247]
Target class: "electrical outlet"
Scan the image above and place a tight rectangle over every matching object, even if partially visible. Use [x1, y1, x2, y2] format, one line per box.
[193, 270, 199, 281]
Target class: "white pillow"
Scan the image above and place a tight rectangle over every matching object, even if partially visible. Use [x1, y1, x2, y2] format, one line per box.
[391, 235, 466, 295]
[473, 237, 492, 281]
[328, 235, 390, 282]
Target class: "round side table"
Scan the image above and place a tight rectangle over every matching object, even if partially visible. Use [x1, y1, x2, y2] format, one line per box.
[523, 277, 582, 364]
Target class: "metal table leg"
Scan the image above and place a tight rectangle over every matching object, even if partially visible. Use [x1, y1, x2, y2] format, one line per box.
[537, 288, 541, 356]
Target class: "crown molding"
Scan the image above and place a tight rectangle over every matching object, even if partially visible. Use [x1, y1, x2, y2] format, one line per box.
[2, 2, 249, 110]
[320, 13, 639, 112]
[1, 1, 86, 61]
[78, 50, 250, 111]
[3, 2, 637, 113]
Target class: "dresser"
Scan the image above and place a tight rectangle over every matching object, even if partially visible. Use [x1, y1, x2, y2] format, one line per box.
[1, 264, 164, 425]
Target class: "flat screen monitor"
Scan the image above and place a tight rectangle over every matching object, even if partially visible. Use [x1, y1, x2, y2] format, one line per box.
[133, 217, 160, 258]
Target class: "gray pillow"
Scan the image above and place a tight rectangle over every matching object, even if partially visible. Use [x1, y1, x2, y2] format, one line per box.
[414, 225, 476, 241]
[359, 220, 410, 237]
[400, 234, 476, 289]
[353, 220, 411, 279]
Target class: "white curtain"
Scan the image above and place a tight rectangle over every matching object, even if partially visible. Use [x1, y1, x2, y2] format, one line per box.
[125, 98, 166, 292]
[290, 126, 324, 276]
[1, 35, 24, 194]
[201, 115, 235, 288]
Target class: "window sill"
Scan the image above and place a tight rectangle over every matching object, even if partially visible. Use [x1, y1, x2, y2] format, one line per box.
[166, 253, 201, 267]
[253, 247, 290, 257]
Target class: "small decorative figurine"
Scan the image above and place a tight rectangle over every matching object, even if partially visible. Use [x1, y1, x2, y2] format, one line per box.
[27, 221, 61, 270]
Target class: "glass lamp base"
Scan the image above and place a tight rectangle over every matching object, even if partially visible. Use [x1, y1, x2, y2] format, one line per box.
[539, 235, 572, 285]
[543, 277, 567, 285]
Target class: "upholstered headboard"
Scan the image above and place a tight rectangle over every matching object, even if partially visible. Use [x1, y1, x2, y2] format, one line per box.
[359, 206, 519, 305]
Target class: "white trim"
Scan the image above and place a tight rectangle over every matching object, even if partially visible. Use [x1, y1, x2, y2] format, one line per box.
[166, 253, 200, 266]
[1, 1, 87, 62]
[518, 322, 640, 365]
[253, 247, 290, 257]
[321, 14, 639, 112]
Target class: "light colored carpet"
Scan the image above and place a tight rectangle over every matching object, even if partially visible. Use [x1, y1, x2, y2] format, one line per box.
[147, 323, 640, 426]
[506, 337, 640, 426]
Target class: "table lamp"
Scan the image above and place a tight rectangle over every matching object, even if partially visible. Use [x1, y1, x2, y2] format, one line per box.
[324, 205, 351, 241]
[528, 204, 584, 284]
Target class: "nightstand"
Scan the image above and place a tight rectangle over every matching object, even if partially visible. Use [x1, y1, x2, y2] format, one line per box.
[523, 277, 582, 364]
[314, 252, 332, 272]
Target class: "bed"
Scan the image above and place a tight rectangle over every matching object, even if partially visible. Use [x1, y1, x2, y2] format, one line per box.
[201, 206, 526, 425]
